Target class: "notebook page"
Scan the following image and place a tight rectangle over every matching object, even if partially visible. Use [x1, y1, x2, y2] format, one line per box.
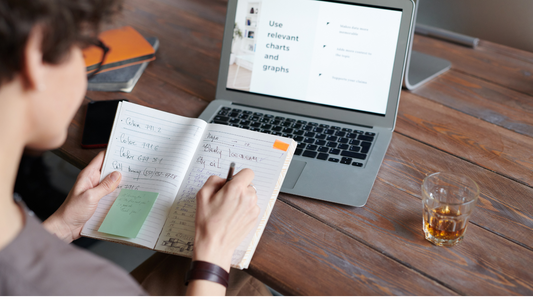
[81, 102, 207, 248]
[155, 124, 296, 268]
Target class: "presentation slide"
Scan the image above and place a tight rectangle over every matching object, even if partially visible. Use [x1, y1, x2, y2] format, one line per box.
[226, 0, 402, 115]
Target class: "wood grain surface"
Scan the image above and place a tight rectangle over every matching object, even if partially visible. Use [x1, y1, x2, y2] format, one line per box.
[279, 133, 533, 295]
[54, 0, 533, 295]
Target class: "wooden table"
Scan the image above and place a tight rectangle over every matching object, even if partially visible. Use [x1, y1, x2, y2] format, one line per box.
[56, 0, 533, 295]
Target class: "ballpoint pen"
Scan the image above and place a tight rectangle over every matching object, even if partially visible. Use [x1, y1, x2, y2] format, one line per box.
[226, 162, 235, 183]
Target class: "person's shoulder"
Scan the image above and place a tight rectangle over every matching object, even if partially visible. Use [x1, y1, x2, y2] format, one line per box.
[0, 205, 147, 296]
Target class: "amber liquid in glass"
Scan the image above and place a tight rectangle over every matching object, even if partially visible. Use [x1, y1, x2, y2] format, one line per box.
[423, 206, 467, 241]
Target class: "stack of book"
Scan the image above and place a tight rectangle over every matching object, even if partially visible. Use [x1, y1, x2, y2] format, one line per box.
[83, 26, 159, 92]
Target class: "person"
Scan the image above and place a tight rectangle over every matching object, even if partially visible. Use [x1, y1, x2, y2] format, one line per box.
[0, 0, 269, 296]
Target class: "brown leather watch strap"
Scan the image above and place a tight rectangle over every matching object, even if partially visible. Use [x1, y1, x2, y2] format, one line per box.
[185, 261, 230, 288]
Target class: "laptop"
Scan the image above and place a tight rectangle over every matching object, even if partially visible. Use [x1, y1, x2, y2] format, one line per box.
[198, 0, 415, 207]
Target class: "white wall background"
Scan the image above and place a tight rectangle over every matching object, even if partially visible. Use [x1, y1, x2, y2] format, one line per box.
[417, 0, 533, 52]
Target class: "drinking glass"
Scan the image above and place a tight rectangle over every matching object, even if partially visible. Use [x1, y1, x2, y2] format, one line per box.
[422, 172, 480, 246]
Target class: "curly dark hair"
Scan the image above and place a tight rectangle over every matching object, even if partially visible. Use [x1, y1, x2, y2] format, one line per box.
[0, 0, 122, 86]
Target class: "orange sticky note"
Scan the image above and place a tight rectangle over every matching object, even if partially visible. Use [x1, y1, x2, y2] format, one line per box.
[273, 140, 289, 151]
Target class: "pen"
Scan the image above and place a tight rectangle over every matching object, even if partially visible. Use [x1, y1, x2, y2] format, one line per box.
[226, 162, 236, 183]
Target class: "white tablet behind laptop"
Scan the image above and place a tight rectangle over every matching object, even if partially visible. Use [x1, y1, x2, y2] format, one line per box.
[198, 0, 415, 207]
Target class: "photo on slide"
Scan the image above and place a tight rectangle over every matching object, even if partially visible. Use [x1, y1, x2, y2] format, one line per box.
[227, 0, 262, 91]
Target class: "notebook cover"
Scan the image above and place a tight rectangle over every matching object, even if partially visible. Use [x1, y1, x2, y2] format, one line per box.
[87, 37, 159, 92]
[83, 26, 155, 74]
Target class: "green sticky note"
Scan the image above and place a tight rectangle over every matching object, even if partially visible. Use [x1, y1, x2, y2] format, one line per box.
[98, 189, 159, 238]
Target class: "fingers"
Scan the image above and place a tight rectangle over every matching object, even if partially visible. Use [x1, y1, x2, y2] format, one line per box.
[226, 168, 255, 188]
[248, 184, 257, 194]
[73, 151, 106, 193]
[86, 151, 106, 172]
[86, 171, 122, 203]
[197, 175, 226, 202]
[221, 169, 256, 204]
[193, 168, 260, 266]
[197, 169, 257, 212]
[77, 151, 106, 186]
[199, 169, 255, 198]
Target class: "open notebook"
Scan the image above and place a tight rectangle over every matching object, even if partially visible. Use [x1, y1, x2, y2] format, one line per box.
[81, 101, 296, 269]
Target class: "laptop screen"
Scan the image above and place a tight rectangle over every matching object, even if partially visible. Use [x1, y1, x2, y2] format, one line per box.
[226, 0, 402, 116]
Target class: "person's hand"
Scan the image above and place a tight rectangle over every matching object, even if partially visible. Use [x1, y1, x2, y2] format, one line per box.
[193, 168, 260, 273]
[43, 151, 121, 243]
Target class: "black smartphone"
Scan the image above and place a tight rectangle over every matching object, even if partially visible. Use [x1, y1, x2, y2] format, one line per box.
[81, 99, 127, 148]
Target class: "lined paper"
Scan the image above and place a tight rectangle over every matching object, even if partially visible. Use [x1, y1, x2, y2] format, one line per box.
[81, 102, 206, 248]
[80, 101, 296, 268]
[155, 124, 296, 268]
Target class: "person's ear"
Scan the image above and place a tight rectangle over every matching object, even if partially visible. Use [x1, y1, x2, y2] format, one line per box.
[22, 26, 46, 92]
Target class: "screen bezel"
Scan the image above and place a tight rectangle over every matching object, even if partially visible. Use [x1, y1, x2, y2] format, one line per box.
[215, 0, 415, 130]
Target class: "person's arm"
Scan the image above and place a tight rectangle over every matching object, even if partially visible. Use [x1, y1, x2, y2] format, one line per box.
[42, 151, 121, 243]
[186, 169, 260, 296]
[41, 150, 258, 296]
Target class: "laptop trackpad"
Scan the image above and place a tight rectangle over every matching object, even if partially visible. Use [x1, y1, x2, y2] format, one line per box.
[283, 160, 307, 189]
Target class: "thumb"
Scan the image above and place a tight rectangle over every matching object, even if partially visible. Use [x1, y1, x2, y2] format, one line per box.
[90, 171, 122, 200]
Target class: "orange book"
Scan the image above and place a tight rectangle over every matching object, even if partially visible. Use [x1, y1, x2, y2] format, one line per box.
[83, 26, 155, 74]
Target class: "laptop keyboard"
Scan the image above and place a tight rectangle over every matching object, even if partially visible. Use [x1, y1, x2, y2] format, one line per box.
[209, 106, 376, 167]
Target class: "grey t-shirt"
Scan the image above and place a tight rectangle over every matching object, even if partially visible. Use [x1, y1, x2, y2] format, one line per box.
[0, 201, 147, 296]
